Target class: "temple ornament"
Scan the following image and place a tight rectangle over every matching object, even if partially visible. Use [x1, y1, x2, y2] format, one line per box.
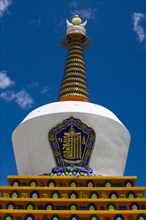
[48, 117, 96, 176]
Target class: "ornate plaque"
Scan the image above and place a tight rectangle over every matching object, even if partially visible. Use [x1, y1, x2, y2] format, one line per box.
[48, 117, 96, 169]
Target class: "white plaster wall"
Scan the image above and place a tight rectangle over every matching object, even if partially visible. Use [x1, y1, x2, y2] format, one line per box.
[12, 101, 130, 176]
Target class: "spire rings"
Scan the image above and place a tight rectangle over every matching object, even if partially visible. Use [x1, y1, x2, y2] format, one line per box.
[65, 67, 85, 73]
[68, 49, 83, 55]
[66, 58, 85, 65]
[63, 72, 86, 79]
[59, 92, 89, 100]
[59, 87, 89, 96]
[68, 54, 83, 59]
[65, 63, 85, 69]
[62, 77, 87, 84]
[61, 82, 88, 90]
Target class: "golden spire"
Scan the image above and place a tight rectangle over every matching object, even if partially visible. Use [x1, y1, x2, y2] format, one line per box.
[58, 15, 90, 102]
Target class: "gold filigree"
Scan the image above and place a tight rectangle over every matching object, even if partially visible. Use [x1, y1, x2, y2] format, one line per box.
[59, 92, 88, 99]
[61, 82, 88, 89]
[68, 54, 83, 59]
[66, 58, 85, 64]
[59, 32, 89, 101]
[69, 50, 83, 55]
[70, 42, 81, 46]
[65, 63, 85, 69]
[62, 126, 82, 159]
[70, 45, 83, 50]
[59, 87, 89, 96]
[69, 47, 83, 51]
[65, 67, 85, 73]
[71, 37, 82, 42]
[63, 77, 86, 84]
[64, 72, 86, 79]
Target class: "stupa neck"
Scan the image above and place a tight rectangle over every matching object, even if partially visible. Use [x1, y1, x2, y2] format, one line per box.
[58, 15, 90, 102]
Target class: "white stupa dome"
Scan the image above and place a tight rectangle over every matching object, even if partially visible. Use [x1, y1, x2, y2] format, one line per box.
[12, 101, 130, 176]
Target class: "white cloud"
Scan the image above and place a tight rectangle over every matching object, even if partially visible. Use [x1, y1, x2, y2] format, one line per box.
[70, 0, 78, 9]
[0, 90, 34, 109]
[132, 12, 146, 42]
[71, 8, 97, 20]
[58, 17, 65, 28]
[0, 71, 15, 89]
[0, 90, 15, 101]
[41, 86, 49, 94]
[30, 18, 42, 26]
[27, 81, 39, 89]
[54, 16, 66, 33]
[15, 90, 34, 109]
[0, 0, 12, 17]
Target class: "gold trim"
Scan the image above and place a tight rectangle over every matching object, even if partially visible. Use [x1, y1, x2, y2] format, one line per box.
[68, 54, 83, 59]
[65, 67, 85, 73]
[66, 58, 85, 64]
[71, 37, 82, 42]
[69, 47, 83, 52]
[59, 34, 89, 101]
[59, 92, 88, 99]
[59, 87, 89, 96]
[70, 42, 81, 46]
[64, 72, 86, 79]
[69, 50, 83, 55]
[61, 82, 88, 89]
[70, 46, 83, 50]
[65, 63, 85, 69]
[62, 77, 86, 84]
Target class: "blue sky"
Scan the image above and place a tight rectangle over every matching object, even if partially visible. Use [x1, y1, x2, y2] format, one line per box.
[0, 0, 145, 186]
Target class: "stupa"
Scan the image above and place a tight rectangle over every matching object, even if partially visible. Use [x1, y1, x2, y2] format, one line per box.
[0, 15, 146, 220]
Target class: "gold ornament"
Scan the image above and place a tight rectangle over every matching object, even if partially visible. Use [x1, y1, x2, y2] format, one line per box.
[72, 15, 82, 25]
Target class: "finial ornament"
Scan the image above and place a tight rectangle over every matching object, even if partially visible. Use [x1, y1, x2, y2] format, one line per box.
[64, 15, 90, 50]
[66, 15, 87, 27]
[66, 19, 73, 28]
[72, 15, 82, 25]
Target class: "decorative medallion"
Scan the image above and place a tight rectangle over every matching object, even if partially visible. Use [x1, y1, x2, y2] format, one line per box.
[48, 117, 96, 176]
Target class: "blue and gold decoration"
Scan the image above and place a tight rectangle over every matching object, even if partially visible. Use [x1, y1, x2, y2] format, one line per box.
[48, 117, 96, 176]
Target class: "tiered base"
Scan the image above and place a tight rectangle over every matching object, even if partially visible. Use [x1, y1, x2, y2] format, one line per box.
[0, 176, 146, 220]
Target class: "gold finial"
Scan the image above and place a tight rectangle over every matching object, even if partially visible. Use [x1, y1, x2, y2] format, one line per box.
[72, 15, 82, 25]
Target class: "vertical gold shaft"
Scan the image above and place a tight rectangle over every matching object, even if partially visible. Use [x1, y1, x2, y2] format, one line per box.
[59, 36, 89, 102]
